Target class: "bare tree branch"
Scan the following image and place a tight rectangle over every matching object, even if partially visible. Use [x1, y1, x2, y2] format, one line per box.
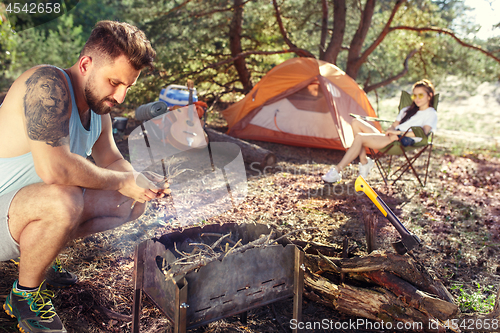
[192, 0, 253, 18]
[154, 0, 193, 18]
[272, 0, 315, 58]
[390, 26, 500, 63]
[418, 49, 429, 78]
[358, 0, 406, 66]
[364, 48, 419, 93]
[186, 49, 299, 77]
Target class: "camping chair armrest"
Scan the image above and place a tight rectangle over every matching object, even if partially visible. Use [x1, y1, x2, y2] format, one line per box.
[407, 126, 430, 147]
[410, 126, 429, 140]
[396, 128, 413, 142]
[395, 127, 429, 147]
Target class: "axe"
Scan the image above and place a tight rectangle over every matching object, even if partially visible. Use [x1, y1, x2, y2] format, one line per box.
[354, 176, 421, 255]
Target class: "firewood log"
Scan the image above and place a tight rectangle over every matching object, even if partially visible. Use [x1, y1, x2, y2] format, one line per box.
[305, 250, 454, 303]
[205, 128, 276, 169]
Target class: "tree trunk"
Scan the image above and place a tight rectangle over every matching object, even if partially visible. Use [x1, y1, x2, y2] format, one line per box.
[322, 0, 346, 64]
[346, 0, 376, 79]
[229, 0, 252, 93]
[319, 0, 328, 59]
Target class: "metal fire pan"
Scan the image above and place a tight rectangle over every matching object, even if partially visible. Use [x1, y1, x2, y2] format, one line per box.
[140, 223, 296, 330]
[182, 244, 296, 328]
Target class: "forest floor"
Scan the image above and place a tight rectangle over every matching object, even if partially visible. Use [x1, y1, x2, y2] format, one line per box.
[1, 81, 500, 332]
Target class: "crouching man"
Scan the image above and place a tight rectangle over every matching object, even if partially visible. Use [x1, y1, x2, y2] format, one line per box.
[0, 20, 163, 333]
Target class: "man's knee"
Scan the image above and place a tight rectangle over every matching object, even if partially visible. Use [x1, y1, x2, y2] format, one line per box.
[45, 185, 84, 221]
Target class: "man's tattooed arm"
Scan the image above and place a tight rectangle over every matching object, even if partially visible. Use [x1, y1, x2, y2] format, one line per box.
[24, 66, 70, 147]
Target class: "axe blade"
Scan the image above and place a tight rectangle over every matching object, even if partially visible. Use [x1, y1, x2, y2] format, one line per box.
[355, 176, 422, 255]
[392, 234, 421, 255]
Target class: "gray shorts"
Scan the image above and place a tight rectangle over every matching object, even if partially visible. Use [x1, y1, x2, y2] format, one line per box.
[0, 189, 21, 261]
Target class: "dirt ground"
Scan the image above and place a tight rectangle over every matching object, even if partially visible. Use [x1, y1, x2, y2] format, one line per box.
[1, 108, 499, 333]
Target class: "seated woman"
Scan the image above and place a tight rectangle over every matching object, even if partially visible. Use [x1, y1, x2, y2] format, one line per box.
[322, 79, 437, 183]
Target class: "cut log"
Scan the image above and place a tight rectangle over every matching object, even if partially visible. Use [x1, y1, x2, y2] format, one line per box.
[364, 271, 459, 321]
[205, 128, 276, 169]
[303, 249, 461, 332]
[306, 250, 454, 304]
[304, 271, 450, 333]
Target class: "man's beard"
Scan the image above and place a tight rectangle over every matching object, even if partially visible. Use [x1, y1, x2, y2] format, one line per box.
[84, 76, 118, 115]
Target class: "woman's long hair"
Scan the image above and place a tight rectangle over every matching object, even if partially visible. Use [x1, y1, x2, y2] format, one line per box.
[400, 79, 435, 124]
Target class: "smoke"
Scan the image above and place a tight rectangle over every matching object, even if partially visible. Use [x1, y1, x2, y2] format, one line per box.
[128, 108, 247, 226]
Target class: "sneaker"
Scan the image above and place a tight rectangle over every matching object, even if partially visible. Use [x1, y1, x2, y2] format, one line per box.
[321, 167, 342, 183]
[46, 258, 78, 288]
[3, 280, 67, 333]
[11, 257, 77, 288]
[359, 157, 375, 179]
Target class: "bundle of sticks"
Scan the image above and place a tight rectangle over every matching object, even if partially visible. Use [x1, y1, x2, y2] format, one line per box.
[162, 231, 276, 278]
[162, 227, 319, 279]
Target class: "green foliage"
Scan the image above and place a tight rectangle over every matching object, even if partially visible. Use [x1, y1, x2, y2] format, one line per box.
[1, 0, 123, 82]
[69, 0, 125, 37]
[7, 13, 83, 77]
[0, 5, 17, 88]
[1, 0, 498, 103]
[5, 0, 80, 32]
[451, 283, 496, 313]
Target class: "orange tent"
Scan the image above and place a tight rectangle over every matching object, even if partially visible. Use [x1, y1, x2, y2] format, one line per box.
[222, 58, 381, 150]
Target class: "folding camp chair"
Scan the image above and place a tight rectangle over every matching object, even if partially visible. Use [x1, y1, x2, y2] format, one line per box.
[370, 91, 439, 186]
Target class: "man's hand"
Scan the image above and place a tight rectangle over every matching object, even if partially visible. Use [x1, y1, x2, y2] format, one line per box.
[141, 171, 171, 198]
[118, 171, 168, 203]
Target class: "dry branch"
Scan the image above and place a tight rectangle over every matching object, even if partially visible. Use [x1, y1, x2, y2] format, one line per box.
[364, 47, 419, 93]
[272, 0, 315, 59]
[390, 26, 500, 64]
[95, 305, 132, 322]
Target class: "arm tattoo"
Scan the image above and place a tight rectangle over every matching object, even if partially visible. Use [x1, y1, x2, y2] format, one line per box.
[24, 66, 70, 147]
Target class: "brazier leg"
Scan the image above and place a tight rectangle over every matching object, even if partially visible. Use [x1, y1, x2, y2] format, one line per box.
[132, 242, 146, 333]
[174, 278, 188, 333]
[293, 247, 304, 333]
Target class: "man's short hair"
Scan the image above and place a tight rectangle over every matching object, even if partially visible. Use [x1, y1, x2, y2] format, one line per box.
[81, 20, 156, 70]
